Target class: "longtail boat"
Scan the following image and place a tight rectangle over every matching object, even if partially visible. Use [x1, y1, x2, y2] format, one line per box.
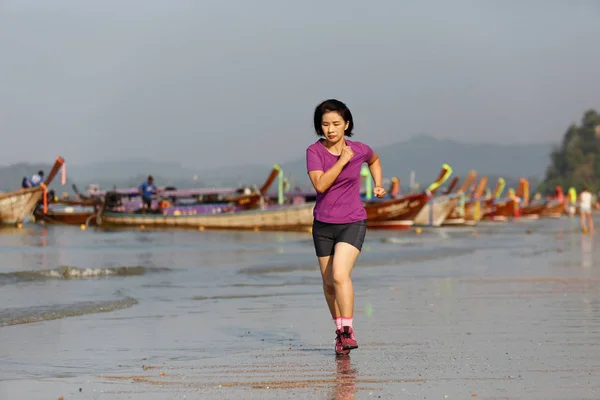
[97, 202, 315, 231]
[413, 171, 459, 227]
[540, 201, 565, 218]
[95, 165, 315, 231]
[518, 179, 547, 219]
[0, 157, 65, 226]
[486, 177, 544, 222]
[202, 165, 281, 209]
[444, 177, 460, 197]
[31, 194, 102, 226]
[99, 165, 283, 214]
[463, 176, 493, 225]
[32, 203, 98, 226]
[413, 195, 455, 227]
[443, 171, 484, 226]
[364, 193, 429, 229]
[414, 175, 456, 226]
[482, 181, 518, 222]
[520, 203, 546, 219]
[534, 186, 566, 218]
[365, 165, 453, 229]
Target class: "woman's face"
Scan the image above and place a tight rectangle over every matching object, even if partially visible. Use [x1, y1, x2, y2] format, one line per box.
[321, 111, 349, 144]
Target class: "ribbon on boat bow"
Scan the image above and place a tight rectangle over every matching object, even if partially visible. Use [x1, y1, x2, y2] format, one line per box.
[40, 182, 48, 214]
[426, 163, 453, 195]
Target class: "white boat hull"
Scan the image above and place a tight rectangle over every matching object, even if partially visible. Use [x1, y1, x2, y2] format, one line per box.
[414, 196, 456, 226]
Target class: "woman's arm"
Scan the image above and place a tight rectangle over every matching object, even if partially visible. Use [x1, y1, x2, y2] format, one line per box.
[368, 152, 386, 198]
[308, 161, 346, 194]
[307, 146, 354, 193]
[367, 152, 383, 188]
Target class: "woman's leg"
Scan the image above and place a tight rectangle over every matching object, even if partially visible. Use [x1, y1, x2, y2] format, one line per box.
[332, 242, 361, 318]
[313, 221, 338, 320]
[332, 242, 361, 350]
[319, 254, 350, 356]
[318, 255, 341, 319]
[314, 220, 365, 352]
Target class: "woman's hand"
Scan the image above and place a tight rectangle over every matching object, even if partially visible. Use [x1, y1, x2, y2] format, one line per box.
[373, 186, 387, 198]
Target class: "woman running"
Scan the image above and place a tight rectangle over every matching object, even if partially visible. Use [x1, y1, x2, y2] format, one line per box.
[306, 99, 386, 356]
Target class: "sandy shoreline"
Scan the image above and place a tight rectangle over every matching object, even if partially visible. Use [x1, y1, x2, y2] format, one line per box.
[1, 221, 599, 399]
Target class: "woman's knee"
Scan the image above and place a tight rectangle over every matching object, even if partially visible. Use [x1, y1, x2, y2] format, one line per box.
[332, 269, 351, 286]
[323, 280, 335, 295]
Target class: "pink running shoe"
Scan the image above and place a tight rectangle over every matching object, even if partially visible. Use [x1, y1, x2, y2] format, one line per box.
[335, 329, 350, 356]
[340, 326, 358, 350]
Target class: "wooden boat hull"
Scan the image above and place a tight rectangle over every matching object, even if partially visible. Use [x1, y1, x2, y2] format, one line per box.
[540, 202, 565, 218]
[32, 207, 96, 226]
[482, 199, 518, 222]
[0, 156, 65, 225]
[443, 199, 483, 226]
[0, 188, 43, 225]
[519, 203, 546, 220]
[364, 194, 428, 229]
[414, 195, 458, 226]
[98, 203, 315, 231]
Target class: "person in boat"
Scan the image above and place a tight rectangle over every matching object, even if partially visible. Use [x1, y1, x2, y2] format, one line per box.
[28, 170, 45, 187]
[21, 176, 31, 189]
[138, 175, 156, 212]
[579, 187, 594, 233]
[306, 99, 386, 356]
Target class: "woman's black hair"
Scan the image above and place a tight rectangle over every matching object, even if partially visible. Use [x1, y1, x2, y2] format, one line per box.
[313, 99, 354, 137]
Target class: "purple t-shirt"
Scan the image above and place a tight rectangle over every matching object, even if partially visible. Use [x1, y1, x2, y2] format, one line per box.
[306, 139, 374, 224]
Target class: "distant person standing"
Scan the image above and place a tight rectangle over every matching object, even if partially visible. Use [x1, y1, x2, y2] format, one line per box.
[138, 175, 156, 212]
[579, 187, 594, 233]
[306, 99, 386, 356]
[29, 170, 44, 187]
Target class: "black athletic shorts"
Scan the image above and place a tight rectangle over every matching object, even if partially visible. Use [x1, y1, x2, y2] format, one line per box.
[143, 197, 152, 208]
[312, 219, 367, 257]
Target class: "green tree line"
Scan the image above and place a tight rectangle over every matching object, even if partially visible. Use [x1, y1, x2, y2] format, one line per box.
[538, 109, 600, 194]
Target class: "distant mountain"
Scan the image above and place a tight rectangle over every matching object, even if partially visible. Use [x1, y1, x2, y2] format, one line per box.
[1, 136, 554, 194]
[65, 159, 274, 190]
[279, 134, 554, 189]
[66, 159, 198, 184]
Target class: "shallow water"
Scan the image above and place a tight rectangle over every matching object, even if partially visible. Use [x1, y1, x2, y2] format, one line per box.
[0, 217, 599, 399]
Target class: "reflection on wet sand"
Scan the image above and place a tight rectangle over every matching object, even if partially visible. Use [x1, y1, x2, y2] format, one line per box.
[13, 227, 51, 270]
[330, 356, 357, 400]
[581, 233, 593, 268]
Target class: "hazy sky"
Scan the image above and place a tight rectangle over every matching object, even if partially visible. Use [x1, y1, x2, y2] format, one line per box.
[1, 0, 599, 169]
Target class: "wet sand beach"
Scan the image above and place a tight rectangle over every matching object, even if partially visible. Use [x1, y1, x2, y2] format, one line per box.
[0, 217, 599, 399]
